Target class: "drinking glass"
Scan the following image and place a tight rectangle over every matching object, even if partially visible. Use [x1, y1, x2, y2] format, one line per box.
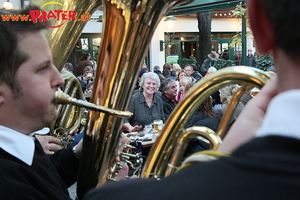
[153, 119, 163, 132]
[144, 124, 153, 138]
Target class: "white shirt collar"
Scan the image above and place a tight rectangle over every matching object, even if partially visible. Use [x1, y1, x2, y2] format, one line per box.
[256, 89, 300, 140]
[0, 125, 35, 166]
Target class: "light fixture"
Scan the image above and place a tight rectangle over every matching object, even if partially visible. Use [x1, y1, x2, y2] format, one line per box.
[3, 0, 13, 10]
[160, 16, 177, 51]
[164, 16, 177, 43]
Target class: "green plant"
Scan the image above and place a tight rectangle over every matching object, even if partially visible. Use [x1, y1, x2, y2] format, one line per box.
[229, 2, 251, 48]
[256, 53, 273, 71]
[212, 59, 234, 70]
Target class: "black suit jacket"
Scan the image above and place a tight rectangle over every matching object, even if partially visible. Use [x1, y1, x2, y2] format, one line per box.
[84, 136, 300, 200]
[161, 94, 176, 120]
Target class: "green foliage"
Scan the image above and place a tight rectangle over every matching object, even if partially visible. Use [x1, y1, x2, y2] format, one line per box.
[212, 59, 234, 70]
[256, 59, 272, 71]
[229, 2, 250, 48]
[256, 54, 273, 71]
[230, 33, 241, 48]
[178, 59, 197, 68]
[231, 2, 247, 17]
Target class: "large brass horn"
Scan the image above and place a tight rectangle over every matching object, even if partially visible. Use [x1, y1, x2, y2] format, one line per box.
[141, 66, 271, 178]
[75, 0, 194, 198]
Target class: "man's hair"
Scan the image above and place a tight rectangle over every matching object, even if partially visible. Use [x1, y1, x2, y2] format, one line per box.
[81, 52, 91, 61]
[261, 1, 300, 57]
[64, 62, 74, 71]
[153, 65, 160, 71]
[160, 78, 176, 92]
[185, 64, 197, 72]
[163, 63, 172, 70]
[162, 68, 171, 77]
[0, 6, 46, 93]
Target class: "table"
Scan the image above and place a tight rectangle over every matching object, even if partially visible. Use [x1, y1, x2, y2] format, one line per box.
[141, 138, 156, 148]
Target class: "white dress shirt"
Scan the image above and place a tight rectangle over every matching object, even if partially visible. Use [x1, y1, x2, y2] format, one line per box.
[0, 126, 35, 166]
[256, 89, 300, 140]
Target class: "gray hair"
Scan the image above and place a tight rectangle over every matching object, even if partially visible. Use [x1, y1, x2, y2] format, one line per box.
[160, 78, 176, 91]
[219, 84, 240, 103]
[207, 67, 217, 74]
[153, 65, 160, 71]
[139, 72, 161, 91]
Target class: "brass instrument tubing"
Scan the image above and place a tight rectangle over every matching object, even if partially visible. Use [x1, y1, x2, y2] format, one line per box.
[165, 126, 222, 176]
[54, 89, 132, 118]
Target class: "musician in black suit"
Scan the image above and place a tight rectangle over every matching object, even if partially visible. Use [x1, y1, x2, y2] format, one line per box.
[84, 0, 300, 199]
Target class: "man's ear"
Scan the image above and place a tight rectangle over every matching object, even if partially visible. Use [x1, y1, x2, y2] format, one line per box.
[247, 0, 275, 54]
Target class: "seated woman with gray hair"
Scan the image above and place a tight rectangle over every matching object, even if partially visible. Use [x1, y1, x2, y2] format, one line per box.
[122, 72, 166, 132]
[216, 84, 245, 130]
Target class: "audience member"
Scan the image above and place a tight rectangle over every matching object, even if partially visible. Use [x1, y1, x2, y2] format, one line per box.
[153, 65, 162, 75]
[85, 1, 300, 199]
[216, 84, 245, 131]
[77, 52, 93, 75]
[162, 63, 172, 71]
[246, 49, 257, 67]
[134, 63, 149, 90]
[123, 72, 165, 132]
[77, 66, 94, 91]
[162, 68, 176, 80]
[184, 64, 202, 82]
[184, 96, 219, 157]
[177, 77, 193, 102]
[201, 51, 219, 75]
[204, 67, 222, 110]
[172, 63, 182, 76]
[84, 81, 94, 102]
[205, 66, 217, 77]
[160, 78, 178, 120]
[63, 62, 78, 77]
[163, 63, 176, 78]
[175, 69, 188, 95]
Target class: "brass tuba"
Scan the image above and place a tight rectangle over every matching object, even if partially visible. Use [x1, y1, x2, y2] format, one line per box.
[73, 0, 194, 198]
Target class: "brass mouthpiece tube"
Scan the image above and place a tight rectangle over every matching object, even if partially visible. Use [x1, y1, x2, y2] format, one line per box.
[54, 89, 132, 118]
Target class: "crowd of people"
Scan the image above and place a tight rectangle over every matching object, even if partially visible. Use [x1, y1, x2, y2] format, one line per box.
[1, 0, 299, 199]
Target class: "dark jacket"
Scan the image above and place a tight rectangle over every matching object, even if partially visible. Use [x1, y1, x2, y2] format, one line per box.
[201, 58, 212, 75]
[185, 112, 220, 157]
[191, 70, 203, 82]
[161, 94, 176, 120]
[187, 112, 219, 131]
[246, 55, 257, 67]
[84, 136, 300, 200]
